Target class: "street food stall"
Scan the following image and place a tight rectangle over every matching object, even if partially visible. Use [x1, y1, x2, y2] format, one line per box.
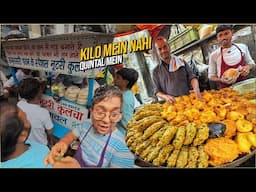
[126, 78, 256, 168]
[2, 32, 114, 138]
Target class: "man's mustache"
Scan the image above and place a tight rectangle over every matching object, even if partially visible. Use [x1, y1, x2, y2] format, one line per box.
[221, 39, 228, 44]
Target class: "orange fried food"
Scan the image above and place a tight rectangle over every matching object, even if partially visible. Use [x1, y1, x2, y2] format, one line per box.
[236, 119, 253, 133]
[235, 133, 252, 154]
[226, 111, 244, 121]
[222, 119, 237, 138]
[204, 137, 240, 166]
[222, 68, 239, 79]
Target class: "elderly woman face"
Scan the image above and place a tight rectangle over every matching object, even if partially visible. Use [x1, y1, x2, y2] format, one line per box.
[90, 96, 122, 135]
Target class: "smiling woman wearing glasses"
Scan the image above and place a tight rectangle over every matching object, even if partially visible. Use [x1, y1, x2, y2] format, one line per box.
[44, 84, 136, 168]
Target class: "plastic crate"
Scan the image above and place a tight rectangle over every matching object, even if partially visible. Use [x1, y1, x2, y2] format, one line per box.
[168, 27, 199, 52]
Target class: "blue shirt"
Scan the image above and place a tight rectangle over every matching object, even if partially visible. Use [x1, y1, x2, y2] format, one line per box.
[116, 90, 135, 136]
[73, 121, 136, 168]
[1, 141, 52, 168]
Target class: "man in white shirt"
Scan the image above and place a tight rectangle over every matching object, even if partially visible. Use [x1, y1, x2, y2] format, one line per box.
[208, 25, 255, 89]
[17, 78, 54, 147]
[3, 68, 32, 97]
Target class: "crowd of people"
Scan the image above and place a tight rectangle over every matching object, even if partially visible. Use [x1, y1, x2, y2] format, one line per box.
[1, 25, 255, 168]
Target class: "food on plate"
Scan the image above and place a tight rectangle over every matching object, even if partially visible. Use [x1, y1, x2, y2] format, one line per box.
[126, 85, 256, 168]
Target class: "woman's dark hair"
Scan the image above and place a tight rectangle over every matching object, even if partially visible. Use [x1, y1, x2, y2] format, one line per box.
[91, 84, 123, 108]
[0, 103, 24, 162]
[18, 78, 41, 101]
[116, 67, 139, 89]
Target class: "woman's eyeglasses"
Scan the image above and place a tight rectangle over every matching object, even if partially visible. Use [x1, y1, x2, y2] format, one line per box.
[93, 110, 122, 122]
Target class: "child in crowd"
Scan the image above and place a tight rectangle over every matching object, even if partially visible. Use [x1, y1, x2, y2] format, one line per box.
[113, 67, 140, 136]
[17, 78, 54, 148]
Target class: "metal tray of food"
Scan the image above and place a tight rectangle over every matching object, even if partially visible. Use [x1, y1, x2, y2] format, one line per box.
[134, 148, 256, 168]
[218, 148, 256, 167]
[231, 78, 256, 94]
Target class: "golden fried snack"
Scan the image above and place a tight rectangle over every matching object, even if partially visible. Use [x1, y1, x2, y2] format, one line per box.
[172, 126, 186, 150]
[144, 146, 162, 163]
[149, 126, 168, 143]
[235, 132, 252, 154]
[200, 111, 217, 123]
[162, 110, 177, 121]
[142, 120, 166, 140]
[171, 114, 187, 125]
[173, 103, 185, 112]
[183, 123, 197, 145]
[157, 125, 177, 147]
[193, 123, 209, 146]
[213, 104, 227, 121]
[167, 149, 180, 167]
[135, 103, 162, 114]
[183, 108, 200, 122]
[226, 111, 244, 121]
[207, 99, 220, 108]
[246, 132, 256, 147]
[132, 132, 144, 146]
[204, 138, 239, 166]
[186, 146, 199, 168]
[191, 100, 205, 111]
[126, 129, 137, 140]
[222, 68, 239, 80]
[176, 146, 189, 168]
[126, 135, 135, 147]
[129, 141, 138, 152]
[236, 119, 253, 132]
[132, 116, 163, 132]
[135, 140, 151, 155]
[222, 119, 237, 138]
[133, 110, 161, 121]
[246, 113, 256, 125]
[202, 91, 213, 102]
[140, 144, 156, 159]
[153, 144, 174, 166]
[126, 131, 143, 147]
[126, 119, 137, 129]
[197, 145, 209, 168]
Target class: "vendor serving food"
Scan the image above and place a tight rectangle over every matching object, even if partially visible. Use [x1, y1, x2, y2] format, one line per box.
[208, 25, 255, 89]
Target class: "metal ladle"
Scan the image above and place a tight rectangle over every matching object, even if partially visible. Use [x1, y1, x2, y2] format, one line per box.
[207, 122, 226, 138]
